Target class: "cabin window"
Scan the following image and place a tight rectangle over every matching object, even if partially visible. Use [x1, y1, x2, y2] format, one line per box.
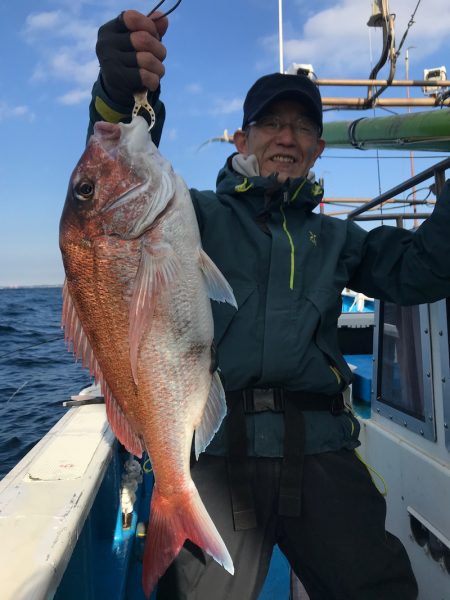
[373, 301, 435, 440]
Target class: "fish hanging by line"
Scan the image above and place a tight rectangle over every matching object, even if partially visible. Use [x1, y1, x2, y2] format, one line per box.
[59, 114, 236, 597]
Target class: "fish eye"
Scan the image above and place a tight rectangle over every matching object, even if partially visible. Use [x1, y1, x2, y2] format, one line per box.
[74, 180, 95, 201]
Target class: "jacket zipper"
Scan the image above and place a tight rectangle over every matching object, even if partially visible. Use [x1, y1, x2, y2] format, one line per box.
[280, 200, 295, 290]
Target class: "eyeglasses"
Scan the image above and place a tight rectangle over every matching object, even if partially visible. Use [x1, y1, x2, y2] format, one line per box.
[248, 115, 319, 137]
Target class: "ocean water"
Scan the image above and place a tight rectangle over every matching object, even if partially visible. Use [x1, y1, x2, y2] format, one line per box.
[0, 286, 92, 479]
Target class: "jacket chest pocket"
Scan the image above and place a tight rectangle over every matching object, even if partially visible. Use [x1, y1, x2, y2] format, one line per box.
[212, 282, 256, 345]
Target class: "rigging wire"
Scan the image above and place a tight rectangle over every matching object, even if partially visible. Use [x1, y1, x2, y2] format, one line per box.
[0, 335, 64, 361]
[368, 27, 383, 203]
[395, 0, 422, 60]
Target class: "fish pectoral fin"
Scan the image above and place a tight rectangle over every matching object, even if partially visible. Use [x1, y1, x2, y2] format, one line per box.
[129, 241, 181, 383]
[198, 249, 237, 308]
[194, 371, 227, 459]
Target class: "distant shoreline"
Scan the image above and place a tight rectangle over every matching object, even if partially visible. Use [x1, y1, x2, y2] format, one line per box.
[0, 284, 63, 290]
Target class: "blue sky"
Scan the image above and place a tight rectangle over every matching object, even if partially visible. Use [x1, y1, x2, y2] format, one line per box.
[1, 0, 449, 286]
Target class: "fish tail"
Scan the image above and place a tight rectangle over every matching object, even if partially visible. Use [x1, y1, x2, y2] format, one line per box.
[142, 484, 234, 597]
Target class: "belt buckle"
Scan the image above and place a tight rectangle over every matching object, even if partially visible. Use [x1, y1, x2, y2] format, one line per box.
[253, 388, 275, 412]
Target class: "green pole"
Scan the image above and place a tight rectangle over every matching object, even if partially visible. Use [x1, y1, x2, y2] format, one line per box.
[322, 109, 450, 152]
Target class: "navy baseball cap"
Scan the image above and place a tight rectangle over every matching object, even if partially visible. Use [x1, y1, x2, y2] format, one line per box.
[242, 72, 323, 135]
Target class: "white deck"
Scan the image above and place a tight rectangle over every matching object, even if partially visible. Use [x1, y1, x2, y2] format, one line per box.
[0, 404, 114, 600]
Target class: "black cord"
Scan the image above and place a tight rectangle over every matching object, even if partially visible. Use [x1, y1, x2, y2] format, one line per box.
[148, 0, 183, 20]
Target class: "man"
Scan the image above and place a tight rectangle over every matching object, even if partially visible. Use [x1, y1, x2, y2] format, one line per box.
[88, 9, 450, 599]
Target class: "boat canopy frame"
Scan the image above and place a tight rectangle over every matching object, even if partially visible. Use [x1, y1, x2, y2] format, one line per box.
[347, 155, 450, 220]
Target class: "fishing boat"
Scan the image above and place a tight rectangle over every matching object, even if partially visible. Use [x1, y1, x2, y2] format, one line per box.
[1, 2, 450, 599]
[2, 160, 449, 600]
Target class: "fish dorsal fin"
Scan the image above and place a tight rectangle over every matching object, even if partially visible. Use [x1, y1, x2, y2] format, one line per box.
[194, 371, 227, 460]
[129, 241, 181, 384]
[62, 280, 144, 457]
[198, 249, 237, 308]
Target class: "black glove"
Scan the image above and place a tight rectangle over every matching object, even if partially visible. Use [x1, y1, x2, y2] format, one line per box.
[96, 13, 143, 107]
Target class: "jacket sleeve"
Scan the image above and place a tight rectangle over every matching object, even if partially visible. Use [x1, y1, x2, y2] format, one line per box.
[348, 179, 450, 305]
[86, 75, 166, 147]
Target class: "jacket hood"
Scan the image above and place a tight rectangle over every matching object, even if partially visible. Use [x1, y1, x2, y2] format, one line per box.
[216, 153, 324, 213]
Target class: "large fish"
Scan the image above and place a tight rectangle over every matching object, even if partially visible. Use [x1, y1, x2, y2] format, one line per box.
[59, 115, 236, 596]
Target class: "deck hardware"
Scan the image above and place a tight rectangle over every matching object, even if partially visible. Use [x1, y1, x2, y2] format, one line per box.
[410, 514, 428, 547]
[445, 553, 450, 575]
[408, 506, 450, 569]
[122, 512, 133, 529]
[428, 533, 447, 562]
[136, 522, 147, 538]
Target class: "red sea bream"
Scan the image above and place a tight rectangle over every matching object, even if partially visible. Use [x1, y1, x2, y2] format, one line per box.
[59, 116, 236, 596]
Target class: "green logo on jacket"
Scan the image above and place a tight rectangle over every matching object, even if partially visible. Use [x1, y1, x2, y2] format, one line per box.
[309, 231, 318, 246]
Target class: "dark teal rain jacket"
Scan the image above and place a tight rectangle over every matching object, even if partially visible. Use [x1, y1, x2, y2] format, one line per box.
[88, 80, 450, 456]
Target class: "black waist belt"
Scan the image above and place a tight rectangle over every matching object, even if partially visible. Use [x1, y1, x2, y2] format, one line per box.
[230, 388, 345, 415]
[225, 389, 345, 530]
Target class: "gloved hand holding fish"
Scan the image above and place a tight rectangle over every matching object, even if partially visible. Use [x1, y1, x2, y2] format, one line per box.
[59, 111, 236, 596]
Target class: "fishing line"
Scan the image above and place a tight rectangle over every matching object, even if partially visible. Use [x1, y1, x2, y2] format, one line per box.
[0, 335, 64, 361]
[6, 380, 29, 404]
[0, 380, 31, 418]
[148, 0, 183, 20]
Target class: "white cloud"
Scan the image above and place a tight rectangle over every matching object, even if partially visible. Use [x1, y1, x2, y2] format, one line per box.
[0, 100, 35, 122]
[0, 101, 35, 123]
[23, 8, 100, 106]
[58, 89, 92, 105]
[186, 83, 203, 95]
[167, 128, 178, 141]
[24, 11, 63, 32]
[260, 0, 450, 78]
[50, 54, 99, 86]
[209, 98, 243, 116]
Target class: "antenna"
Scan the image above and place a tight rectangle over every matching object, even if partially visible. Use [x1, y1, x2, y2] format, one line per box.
[278, 0, 284, 73]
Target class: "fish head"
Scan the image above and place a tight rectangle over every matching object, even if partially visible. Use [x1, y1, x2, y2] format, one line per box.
[60, 116, 176, 249]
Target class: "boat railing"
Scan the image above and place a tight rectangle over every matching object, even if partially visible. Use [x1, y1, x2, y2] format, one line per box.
[347, 155, 450, 226]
